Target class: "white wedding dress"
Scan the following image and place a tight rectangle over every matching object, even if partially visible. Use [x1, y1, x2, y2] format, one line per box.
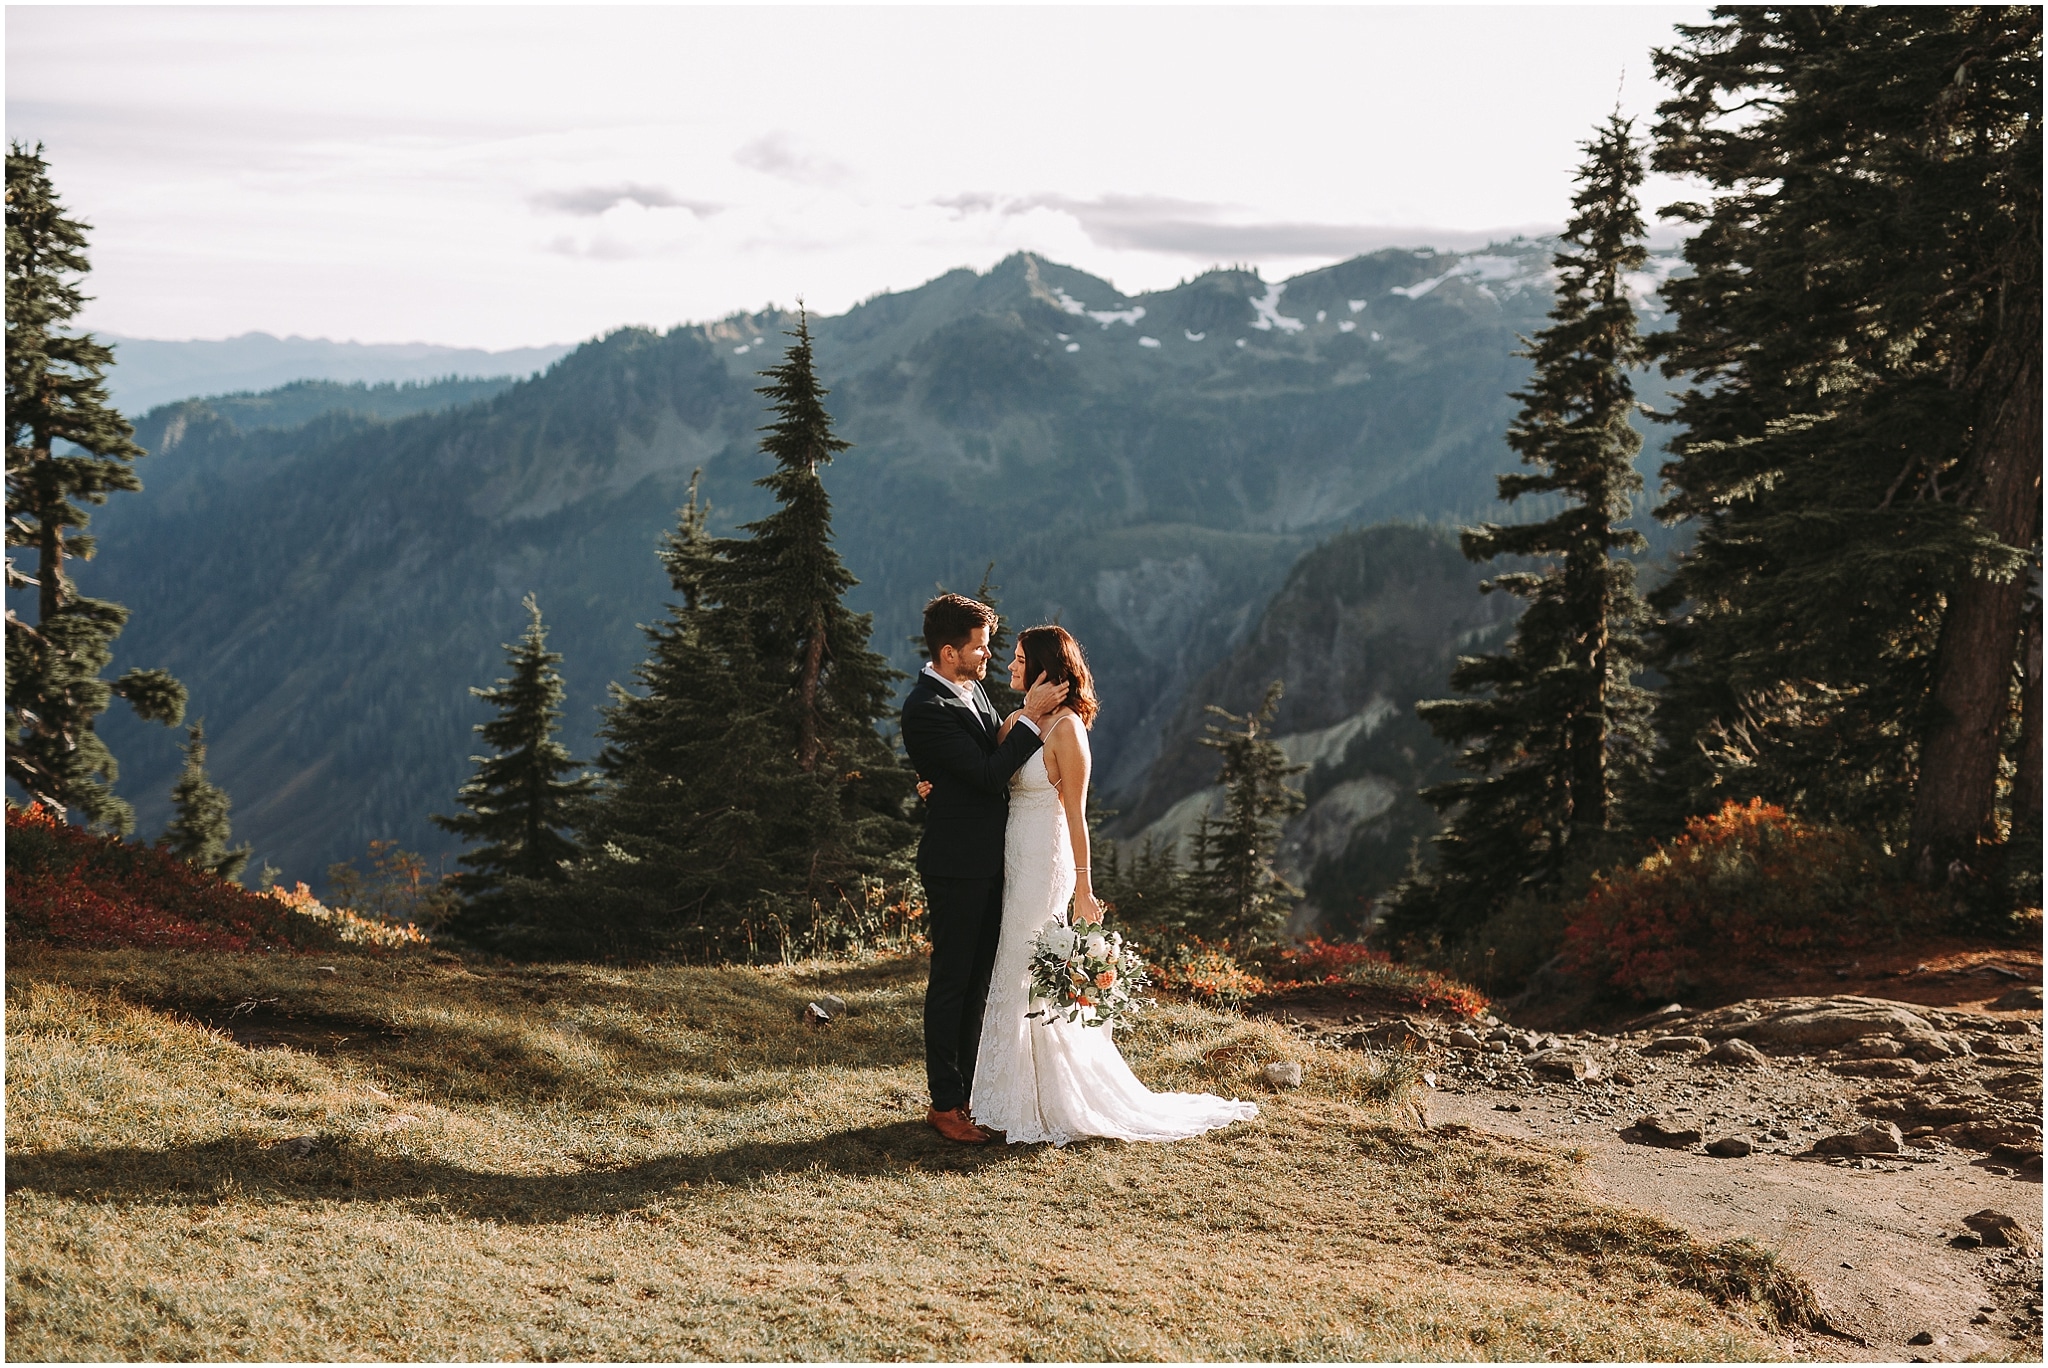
[970, 718, 1259, 1146]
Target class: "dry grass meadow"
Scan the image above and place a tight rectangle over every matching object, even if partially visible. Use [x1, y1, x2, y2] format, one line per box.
[4, 946, 1815, 1360]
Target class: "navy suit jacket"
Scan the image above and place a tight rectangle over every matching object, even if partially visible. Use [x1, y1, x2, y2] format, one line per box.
[900, 671, 1044, 880]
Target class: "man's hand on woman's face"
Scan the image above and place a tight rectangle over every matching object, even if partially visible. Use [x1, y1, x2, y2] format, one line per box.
[1022, 672, 1069, 720]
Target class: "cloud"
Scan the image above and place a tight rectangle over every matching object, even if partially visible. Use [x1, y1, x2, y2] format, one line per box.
[941, 192, 1559, 258]
[530, 183, 717, 217]
[734, 131, 850, 186]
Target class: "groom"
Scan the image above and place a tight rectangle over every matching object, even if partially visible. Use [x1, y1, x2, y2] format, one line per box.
[901, 593, 1066, 1144]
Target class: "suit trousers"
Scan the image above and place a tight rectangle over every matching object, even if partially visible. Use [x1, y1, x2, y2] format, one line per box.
[922, 872, 1006, 1113]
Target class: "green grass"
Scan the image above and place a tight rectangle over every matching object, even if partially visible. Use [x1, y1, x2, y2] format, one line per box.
[5, 946, 1802, 1360]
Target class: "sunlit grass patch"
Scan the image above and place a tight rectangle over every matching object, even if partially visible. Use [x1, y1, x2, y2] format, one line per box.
[7, 946, 1800, 1360]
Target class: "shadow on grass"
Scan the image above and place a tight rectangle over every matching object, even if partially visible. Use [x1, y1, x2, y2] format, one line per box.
[67, 971, 933, 1102]
[4, 1119, 1044, 1223]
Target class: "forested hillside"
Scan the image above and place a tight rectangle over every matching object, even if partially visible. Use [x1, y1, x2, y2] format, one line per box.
[76, 243, 1677, 884]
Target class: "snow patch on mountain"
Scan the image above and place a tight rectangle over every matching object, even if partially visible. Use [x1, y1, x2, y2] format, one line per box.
[1390, 252, 1547, 301]
[1247, 282, 1305, 333]
[1053, 287, 1146, 328]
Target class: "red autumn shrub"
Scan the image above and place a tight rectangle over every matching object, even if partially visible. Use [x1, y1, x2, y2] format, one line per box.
[6, 802, 344, 953]
[1561, 799, 1941, 1000]
[1254, 937, 1491, 1018]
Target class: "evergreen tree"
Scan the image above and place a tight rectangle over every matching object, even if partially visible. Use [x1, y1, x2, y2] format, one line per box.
[159, 720, 251, 883]
[696, 311, 917, 903]
[5, 143, 184, 828]
[1185, 681, 1305, 944]
[432, 594, 594, 935]
[972, 562, 1024, 715]
[1646, 8, 2039, 878]
[1382, 114, 1656, 945]
[560, 321, 916, 959]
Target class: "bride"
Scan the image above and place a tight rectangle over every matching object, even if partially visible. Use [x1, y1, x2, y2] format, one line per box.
[969, 625, 1258, 1146]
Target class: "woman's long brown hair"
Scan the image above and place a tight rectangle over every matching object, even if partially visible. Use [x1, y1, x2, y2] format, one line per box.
[1017, 625, 1099, 727]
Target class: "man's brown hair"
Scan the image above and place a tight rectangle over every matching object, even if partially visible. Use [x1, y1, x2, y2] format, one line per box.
[923, 593, 998, 663]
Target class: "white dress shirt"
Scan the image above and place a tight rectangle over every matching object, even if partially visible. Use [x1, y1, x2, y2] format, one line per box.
[922, 663, 1040, 734]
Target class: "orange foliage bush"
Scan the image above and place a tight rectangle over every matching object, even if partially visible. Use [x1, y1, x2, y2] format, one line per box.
[1148, 939, 1269, 1005]
[1257, 937, 1490, 1018]
[1561, 799, 1941, 1000]
[1144, 934, 1490, 1019]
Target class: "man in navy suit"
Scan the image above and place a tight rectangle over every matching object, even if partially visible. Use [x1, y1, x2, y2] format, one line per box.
[900, 593, 1066, 1144]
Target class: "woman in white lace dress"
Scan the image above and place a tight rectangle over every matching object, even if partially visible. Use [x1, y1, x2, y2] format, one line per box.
[969, 625, 1258, 1146]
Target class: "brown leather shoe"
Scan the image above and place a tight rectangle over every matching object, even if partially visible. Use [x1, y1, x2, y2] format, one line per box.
[926, 1106, 991, 1144]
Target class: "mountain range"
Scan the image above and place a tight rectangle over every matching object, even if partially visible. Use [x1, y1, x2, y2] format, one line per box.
[70, 241, 1679, 891]
[99, 333, 574, 415]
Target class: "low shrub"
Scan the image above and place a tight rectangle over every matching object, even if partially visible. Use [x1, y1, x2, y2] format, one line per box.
[1560, 798, 1945, 1000]
[5, 803, 346, 953]
[1146, 938, 1269, 1006]
[1140, 933, 1490, 1019]
[1252, 937, 1491, 1018]
[265, 881, 430, 948]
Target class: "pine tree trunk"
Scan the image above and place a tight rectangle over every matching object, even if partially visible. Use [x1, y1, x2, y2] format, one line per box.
[32, 425, 62, 626]
[796, 609, 825, 772]
[2017, 597, 2042, 828]
[1910, 295, 2043, 876]
[1566, 551, 1611, 838]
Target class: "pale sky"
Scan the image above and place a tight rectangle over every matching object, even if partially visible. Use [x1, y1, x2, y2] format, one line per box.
[7, 4, 1709, 350]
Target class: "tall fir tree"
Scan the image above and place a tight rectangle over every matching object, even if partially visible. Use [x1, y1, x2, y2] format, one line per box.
[1646, 8, 2040, 879]
[1185, 681, 1306, 945]
[1382, 114, 1656, 946]
[696, 311, 917, 902]
[5, 142, 184, 828]
[159, 720, 251, 883]
[972, 563, 1024, 715]
[432, 594, 594, 937]
[560, 321, 917, 959]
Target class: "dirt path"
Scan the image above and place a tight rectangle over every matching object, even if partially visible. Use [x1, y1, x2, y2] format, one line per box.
[1431, 1086, 2036, 1358]
[1264, 972, 2042, 1361]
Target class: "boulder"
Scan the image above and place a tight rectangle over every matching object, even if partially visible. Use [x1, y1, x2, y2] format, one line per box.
[1706, 1136, 1754, 1158]
[1986, 1140, 2043, 1167]
[1525, 1049, 1601, 1082]
[1622, 1115, 1702, 1148]
[1836, 1034, 1906, 1059]
[1990, 986, 2044, 1012]
[1620, 1003, 1691, 1031]
[1363, 1020, 1427, 1052]
[1701, 1039, 1768, 1068]
[1691, 996, 1937, 1050]
[1645, 1035, 1711, 1055]
[1936, 1120, 2040, 1151]
[1264, 1061, 1304, 1089]
[1962, 1209, 2038, 1252]
[1828, 1058, 1925, 1080]
[1808, 1122, 1904, 1156]
[1447, 1029, 1484, 1051]
[1898, 1030, 1970, 1061]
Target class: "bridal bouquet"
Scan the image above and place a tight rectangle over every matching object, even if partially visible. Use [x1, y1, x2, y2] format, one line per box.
[1025, 918, 1149, 1028]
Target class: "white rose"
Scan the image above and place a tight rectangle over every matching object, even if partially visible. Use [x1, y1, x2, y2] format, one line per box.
[1085, 934, 1109, 960]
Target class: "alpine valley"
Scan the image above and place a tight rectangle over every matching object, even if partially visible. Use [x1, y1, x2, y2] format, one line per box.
[77, 242, 1681, 913]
